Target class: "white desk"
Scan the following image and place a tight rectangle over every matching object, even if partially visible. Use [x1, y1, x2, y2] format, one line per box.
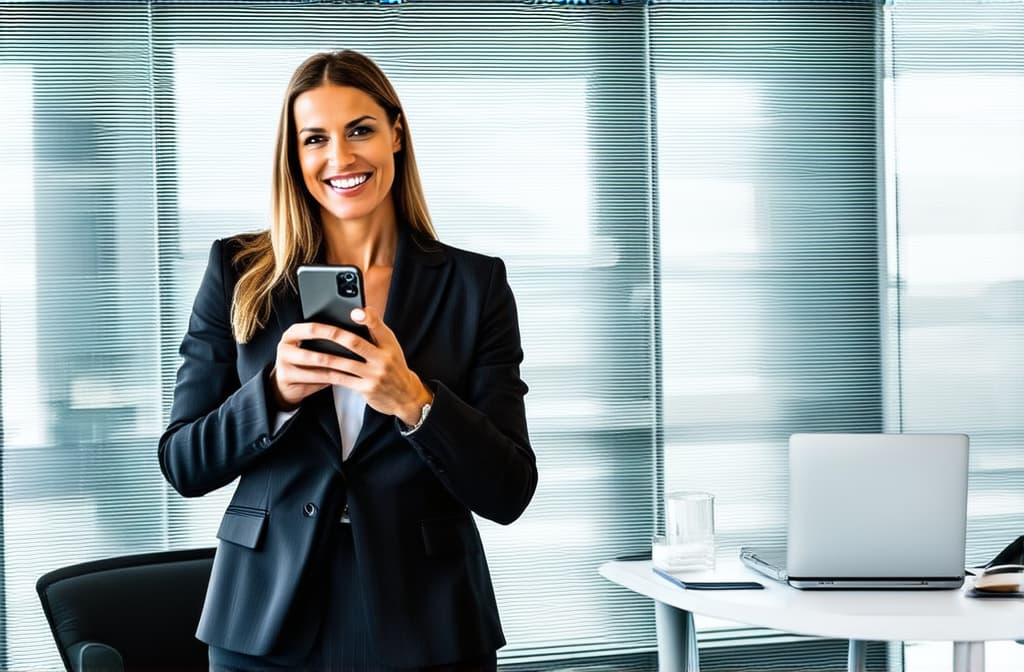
[599, 560, 1024, 672]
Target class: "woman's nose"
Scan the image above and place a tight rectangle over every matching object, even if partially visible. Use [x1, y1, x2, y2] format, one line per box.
[327, 138, 355, 168]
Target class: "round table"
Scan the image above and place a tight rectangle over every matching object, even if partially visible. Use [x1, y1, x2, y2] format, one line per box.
[599, 560, 1024, 672]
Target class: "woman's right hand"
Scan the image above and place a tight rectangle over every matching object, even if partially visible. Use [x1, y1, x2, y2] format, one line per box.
[268, 321, 371, 410]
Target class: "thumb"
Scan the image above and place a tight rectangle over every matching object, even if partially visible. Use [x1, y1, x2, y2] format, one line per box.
[350, 305, 393, 345]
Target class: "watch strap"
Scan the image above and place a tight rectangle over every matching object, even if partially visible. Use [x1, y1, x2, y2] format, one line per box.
[399, 401, 432, 436]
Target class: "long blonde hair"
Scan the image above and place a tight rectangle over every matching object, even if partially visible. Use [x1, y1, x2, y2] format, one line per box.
[231, 50, 437, 343]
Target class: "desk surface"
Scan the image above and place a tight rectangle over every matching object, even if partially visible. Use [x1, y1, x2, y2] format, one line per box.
[600, 560, 1024, 643]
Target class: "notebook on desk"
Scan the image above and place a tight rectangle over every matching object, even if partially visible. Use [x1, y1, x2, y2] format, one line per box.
[741, 433, 969, 590]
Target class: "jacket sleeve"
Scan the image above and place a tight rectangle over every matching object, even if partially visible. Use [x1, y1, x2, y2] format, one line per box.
[401, 257, 537, 525]
[158, 239, 284, 497]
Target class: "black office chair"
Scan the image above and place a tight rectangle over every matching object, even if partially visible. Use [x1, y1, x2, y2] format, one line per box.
[37, 547, 215, 672]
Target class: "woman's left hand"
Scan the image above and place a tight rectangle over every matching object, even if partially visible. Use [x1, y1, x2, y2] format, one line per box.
[336, 306, 433, 426]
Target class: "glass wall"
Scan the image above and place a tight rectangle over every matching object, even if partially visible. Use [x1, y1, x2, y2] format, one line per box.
[2, 1, 1023, 670]
[887, 2, 1024, 667]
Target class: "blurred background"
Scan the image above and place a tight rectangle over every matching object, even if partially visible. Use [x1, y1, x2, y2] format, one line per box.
[1, 1, 1022, 669]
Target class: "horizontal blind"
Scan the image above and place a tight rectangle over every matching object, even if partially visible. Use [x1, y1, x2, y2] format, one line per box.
[887, 4, 1024, 668]
[0, 6, 163, 668]
[0, 3, 660, 667]
[17, 2, 1018, 670]
[651, 2, 883, 650]
[153, 2, 659, 663]
[887, 0, 1024, 566]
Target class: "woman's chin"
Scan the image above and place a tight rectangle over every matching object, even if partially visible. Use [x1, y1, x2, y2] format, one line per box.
[319, 204, 378, 224]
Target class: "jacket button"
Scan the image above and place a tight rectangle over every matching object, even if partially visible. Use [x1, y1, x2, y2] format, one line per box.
[258, 435, 271, 448]
[303, 502, 318, 517]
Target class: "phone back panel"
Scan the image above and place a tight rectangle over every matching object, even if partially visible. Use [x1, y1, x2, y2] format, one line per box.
[297, 265, 371, 358]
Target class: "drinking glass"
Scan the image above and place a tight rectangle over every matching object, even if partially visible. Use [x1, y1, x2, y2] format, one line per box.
[658, 490, 716, 572]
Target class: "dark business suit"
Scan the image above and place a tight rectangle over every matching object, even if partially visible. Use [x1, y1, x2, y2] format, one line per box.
[158, 225, 537, 668]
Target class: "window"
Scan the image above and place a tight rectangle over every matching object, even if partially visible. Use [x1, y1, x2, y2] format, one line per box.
[887, 2, 1024, 667]
[3, 2, 1023, 670]
[653, 6, 884, 653]
[1, 6, 161, 665]
[2, 4, 658, 667]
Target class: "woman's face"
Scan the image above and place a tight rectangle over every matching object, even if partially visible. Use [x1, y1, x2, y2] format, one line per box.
[293, 84, 402, 227]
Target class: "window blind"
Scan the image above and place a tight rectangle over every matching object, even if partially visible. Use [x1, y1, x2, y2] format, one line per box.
[651, 3, 886, 654]
[886, 2, 1024, 666]
[156, 3, 660, 664]
[1, 3, 659, 668]
[888, 0, 1024, 561]
[1, 7, 163, 667]
[5, 2, 1023, 671]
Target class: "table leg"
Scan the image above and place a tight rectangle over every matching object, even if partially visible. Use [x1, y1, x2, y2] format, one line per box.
[952, 642, 985, 672]
[847, 639, 867, 672]
[655, 600, 699, 671]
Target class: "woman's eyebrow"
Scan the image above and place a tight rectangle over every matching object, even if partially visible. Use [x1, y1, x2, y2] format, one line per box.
[298, 116, 378, 135]
[345, 115, 377, 129]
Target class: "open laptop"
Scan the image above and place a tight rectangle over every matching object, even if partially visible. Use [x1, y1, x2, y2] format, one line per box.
[741, 433, 969, 589]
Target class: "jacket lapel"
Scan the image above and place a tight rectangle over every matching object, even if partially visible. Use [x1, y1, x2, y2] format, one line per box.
[348, 225, 450, 462]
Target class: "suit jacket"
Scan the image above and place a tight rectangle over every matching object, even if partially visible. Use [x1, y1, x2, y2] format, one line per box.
[158, 225, 537, 668]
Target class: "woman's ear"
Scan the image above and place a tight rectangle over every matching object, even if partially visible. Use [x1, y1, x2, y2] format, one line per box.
[392, 114, 404, 153]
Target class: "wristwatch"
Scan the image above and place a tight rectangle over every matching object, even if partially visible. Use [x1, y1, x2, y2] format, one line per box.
[399, 400, 432, 436]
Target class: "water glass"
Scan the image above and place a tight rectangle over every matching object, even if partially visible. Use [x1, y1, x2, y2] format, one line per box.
[658, 490, 716, 572]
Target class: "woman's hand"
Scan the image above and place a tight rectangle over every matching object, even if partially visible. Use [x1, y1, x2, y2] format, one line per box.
[269, 307, 432, 424]
[345, 307, 434, 425]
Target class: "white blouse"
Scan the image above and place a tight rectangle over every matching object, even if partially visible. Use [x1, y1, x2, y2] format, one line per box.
[332, 384, 366, 461]
[272, 384, 366, 461]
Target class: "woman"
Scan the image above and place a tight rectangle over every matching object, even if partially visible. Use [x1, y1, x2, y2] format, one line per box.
[158, 50, 537, 671]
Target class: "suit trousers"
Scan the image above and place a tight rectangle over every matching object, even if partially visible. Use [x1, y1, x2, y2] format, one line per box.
[208, 518, 498, 672]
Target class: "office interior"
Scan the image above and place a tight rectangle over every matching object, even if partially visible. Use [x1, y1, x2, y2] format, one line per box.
[1, 1, 1023, 670]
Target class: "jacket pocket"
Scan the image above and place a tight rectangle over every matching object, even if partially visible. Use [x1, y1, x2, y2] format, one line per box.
[216, 505, 268, 549]
[420, 515, 481, 558]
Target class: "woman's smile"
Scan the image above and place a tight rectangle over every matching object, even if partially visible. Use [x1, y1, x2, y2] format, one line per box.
[323, 171, 373, 196]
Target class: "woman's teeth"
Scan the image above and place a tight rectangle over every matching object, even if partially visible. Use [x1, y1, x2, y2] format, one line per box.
[328, 174, 369, 189]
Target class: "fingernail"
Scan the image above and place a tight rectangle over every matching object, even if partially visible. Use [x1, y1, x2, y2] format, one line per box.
[351, 308, 366, 321]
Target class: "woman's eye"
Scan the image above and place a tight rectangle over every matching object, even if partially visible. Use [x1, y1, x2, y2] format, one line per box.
[349, 126, 373, 138]
[302, 135, 326, 146]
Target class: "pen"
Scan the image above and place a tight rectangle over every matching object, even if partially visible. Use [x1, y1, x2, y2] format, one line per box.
[652, 566, 764, 590]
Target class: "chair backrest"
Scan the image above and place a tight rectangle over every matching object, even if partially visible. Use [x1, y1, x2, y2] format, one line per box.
[37, 547, 215, 672]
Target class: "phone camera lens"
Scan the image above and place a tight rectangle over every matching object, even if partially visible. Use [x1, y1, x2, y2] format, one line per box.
[336, 270, 358, 298]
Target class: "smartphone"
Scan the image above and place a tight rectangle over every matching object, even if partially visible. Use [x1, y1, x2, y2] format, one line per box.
[296, 264, 372, 361]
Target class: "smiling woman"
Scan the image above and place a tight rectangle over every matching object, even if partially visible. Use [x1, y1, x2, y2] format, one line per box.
[157, 50, 536, 671]
[294, 86, 403, 236]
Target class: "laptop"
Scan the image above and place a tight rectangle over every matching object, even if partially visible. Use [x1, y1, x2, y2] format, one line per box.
[741, 433, 969, 589]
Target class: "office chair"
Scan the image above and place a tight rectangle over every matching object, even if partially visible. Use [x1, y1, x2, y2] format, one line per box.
[37, 547, 215, 672]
